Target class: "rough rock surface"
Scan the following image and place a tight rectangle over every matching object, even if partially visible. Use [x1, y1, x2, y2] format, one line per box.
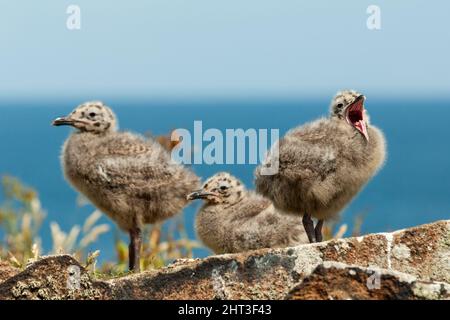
[0, 261, 19, 284]
[0, 255, 110, 300]
[286, 261, 450, 300]
[0, 220, 448, 300]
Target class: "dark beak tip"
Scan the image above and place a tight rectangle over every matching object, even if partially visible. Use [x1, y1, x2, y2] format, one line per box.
[52, 117, 72, 126]
[186, 193, 197, 201]
[187, 190, 208, 201]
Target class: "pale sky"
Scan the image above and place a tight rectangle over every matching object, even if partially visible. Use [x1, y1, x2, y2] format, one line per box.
[1, 0, 449, 99]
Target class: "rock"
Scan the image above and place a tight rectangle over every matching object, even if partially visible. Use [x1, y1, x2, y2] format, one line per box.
[286, 261, 450, 300]
[0, 220, 448, 300]
[318, 220, 450, 283]
[0, 261, 19, 283]
[0, 255, 110, 300]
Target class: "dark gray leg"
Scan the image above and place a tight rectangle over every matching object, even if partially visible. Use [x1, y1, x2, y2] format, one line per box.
[315, 219, 324, 242]
[128, 226, 142, 272]
[302, 213, 316, 243]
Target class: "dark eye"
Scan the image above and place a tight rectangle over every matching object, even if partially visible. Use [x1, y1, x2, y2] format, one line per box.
[220, 185, 228, 191]
[89, 112, 96, 117]
[336, 103, 343, 109]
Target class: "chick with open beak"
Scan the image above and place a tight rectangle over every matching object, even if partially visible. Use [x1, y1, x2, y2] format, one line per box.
[331, 91, 370, 141]
[255, 90, 386, 243]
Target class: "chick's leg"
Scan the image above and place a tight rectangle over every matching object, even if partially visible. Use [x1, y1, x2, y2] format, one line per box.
[314, 219, 324, 242]
[302, 213, 316, 243]
[128, 226, 142, 272]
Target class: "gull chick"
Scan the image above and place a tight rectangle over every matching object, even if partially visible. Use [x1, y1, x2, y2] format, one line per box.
[255, 90, 386, 243]
[187, 172, 308, 254]
[53, 101, 200, 272]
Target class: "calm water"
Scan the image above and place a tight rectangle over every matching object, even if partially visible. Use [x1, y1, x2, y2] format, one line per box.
[1, 97, 449, 261]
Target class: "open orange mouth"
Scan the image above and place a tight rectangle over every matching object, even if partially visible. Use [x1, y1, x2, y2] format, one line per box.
[345, 95, 369, 141]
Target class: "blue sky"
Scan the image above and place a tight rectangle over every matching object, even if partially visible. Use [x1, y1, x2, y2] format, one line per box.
[1, 0, 449, 99]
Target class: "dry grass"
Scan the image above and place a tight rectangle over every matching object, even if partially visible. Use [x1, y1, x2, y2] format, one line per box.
[0, 176, 45, 267]
[0, 175, 203, 277]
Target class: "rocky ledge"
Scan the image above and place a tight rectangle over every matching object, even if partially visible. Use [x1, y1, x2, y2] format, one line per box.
[0, 220, 449, 300]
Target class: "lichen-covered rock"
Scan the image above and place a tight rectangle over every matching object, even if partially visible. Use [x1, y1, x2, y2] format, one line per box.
[0, 220, 449, 300]
[0, 255, 110, 300]
[318, 220, 450, 283]
[108, 252, 302, 299]
[286, 261, 450, 300]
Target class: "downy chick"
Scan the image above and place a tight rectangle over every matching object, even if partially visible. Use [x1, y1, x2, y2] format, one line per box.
[187, 172, 308, 254]
[53, 101, 200, 271]
[255, 90, 386, 243]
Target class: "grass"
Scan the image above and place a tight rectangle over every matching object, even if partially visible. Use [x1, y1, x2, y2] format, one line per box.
[0, 175, 204, 277]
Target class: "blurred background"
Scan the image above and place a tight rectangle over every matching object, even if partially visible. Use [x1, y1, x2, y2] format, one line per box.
[0, 1, 449, 272]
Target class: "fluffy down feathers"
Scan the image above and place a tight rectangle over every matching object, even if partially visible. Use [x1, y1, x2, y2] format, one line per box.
[192, 173, 308, 254]
[255, 91, 386, 221]
[58, 102, 200, 231]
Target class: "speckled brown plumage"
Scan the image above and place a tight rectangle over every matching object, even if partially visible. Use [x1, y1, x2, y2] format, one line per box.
[255, 90, 386, 242]
[53, 101, 200, 271]
[187, 172, 308, 254]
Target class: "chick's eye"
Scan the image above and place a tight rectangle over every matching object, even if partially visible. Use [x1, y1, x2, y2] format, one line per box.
[219, 185, 228, 191]
[336, 103, 343, 109]
[89, 112, 96, 117]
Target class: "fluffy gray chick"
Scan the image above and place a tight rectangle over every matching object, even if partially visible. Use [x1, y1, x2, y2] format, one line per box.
[187, 172, 308, 254]
[53, 101, 200, 272]
[255, 90, 386, 243]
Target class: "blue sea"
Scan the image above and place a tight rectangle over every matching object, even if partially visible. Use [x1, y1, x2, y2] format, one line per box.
[1, 97, 449, 261]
